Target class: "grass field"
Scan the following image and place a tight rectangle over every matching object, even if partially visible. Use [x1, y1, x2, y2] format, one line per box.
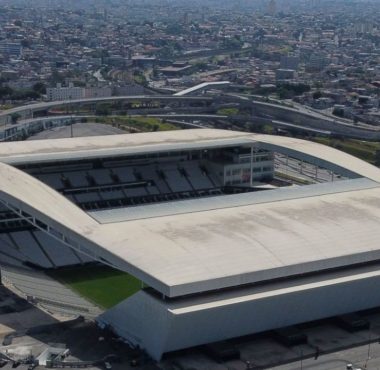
[217, 107, 239, 116]
[97, 116, 179, 132]
[49, 265, 141, 309]
[312, 137, 380, 164]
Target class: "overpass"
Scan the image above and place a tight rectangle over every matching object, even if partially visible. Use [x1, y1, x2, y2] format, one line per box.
[224, 93, 380, 140]
[0, 95, 214, 125]
[2, 89, 380, 140]
[174, 81, 231, 96]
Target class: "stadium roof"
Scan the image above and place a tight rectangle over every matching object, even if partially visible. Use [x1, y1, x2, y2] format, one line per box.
[2, 129, 380, 297]
[0, 128, 379, 182]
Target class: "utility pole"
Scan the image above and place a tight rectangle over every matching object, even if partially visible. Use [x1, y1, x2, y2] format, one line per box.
[69, 95, 73, 138]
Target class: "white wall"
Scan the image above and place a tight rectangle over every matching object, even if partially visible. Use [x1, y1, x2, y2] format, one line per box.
[98, 269, 380, 360]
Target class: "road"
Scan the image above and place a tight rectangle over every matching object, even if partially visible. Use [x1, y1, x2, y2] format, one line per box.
[93, 69, 106, 82]
[226, 93, 380, 133]
[0, 95, 213, 121]
[274, 342, 380, 370]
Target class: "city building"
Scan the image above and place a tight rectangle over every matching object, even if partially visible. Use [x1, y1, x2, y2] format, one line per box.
[84, 86, 112, 99]
[280, 55, 300, 71]
[46, 83, 85, 101]
[267, 0, 277, 16]
[275, 68, 297, 81]
[0, 42, 22, 58]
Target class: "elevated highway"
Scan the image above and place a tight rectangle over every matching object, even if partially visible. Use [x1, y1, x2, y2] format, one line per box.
[225, 93, 380, 140]
[1, 89, 380, 140]
[0, 95, 213, 125]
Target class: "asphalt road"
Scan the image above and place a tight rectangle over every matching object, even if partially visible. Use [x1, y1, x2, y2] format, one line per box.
[273, 342, 380, 370]
[26, 122, 125, 140]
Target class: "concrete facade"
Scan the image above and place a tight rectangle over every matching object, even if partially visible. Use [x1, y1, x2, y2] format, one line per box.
[98, 264, 380, 360]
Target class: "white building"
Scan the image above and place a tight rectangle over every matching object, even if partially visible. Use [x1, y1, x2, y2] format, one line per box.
[84, 86, 112, 99]
[46, 83, 85, 101]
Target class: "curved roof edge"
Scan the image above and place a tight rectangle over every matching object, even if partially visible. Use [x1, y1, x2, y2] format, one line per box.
[0, 162, 170, 295]
[0, 129, 379, 182]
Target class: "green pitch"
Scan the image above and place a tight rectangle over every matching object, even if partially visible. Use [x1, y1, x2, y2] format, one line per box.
[50, 265, 141, 309]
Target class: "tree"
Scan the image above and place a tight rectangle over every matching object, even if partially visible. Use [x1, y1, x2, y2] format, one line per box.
[278, 87, 293, 99]
[10, 89, 40, 100]
[33, 82, 46, 95]
[166, 23, 184, 35]
[313, 91, 323, 100]
[11, 113, 21, 124]
[0, 86, 13, 99]
[21, 39, 31, 48]
[50, 69, 64, 84]
[95, 103, 110, 116]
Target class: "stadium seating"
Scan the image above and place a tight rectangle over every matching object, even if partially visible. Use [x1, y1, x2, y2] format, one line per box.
[36, 173, 63, 189]
[74, 192, 102, 203]
[89, 169, 112, 185]
[33, 231, 86, 267]
[182, 162, 215, 189]
[64, 171, 88, 188]
[11, 231, 53, 268]
[112, 167, 136, 182]
[0, 234, 26, 267]
[100, 190, 126, 201]
[0, 157, 227, 271]
[163, 166, 193, 193]
[1, 265, 102, 318]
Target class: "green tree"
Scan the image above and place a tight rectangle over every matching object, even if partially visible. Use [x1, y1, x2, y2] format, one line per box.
[95, 103, 110, 116]
[11, 113, 21, 124]
[0, 86, 13, 98]
[313, 91, 323, 100]
[33, 82, 46, 94]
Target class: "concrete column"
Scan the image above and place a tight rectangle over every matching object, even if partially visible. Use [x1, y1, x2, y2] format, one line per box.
[250, 145, 253, 187]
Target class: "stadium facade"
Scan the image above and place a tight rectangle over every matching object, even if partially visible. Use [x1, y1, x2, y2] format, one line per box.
[1, 129, 380, 359]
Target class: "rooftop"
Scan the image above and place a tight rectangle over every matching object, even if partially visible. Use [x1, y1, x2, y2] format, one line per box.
[1, 129, 380, 297]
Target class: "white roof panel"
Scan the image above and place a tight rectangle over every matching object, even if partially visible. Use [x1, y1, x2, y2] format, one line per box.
[1, 129, 380, 297]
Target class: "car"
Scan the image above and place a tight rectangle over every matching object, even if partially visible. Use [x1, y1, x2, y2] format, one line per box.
[104, 362, 112, 370]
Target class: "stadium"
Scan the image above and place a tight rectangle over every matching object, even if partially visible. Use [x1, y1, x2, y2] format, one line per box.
[1, 128, 380, 360]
